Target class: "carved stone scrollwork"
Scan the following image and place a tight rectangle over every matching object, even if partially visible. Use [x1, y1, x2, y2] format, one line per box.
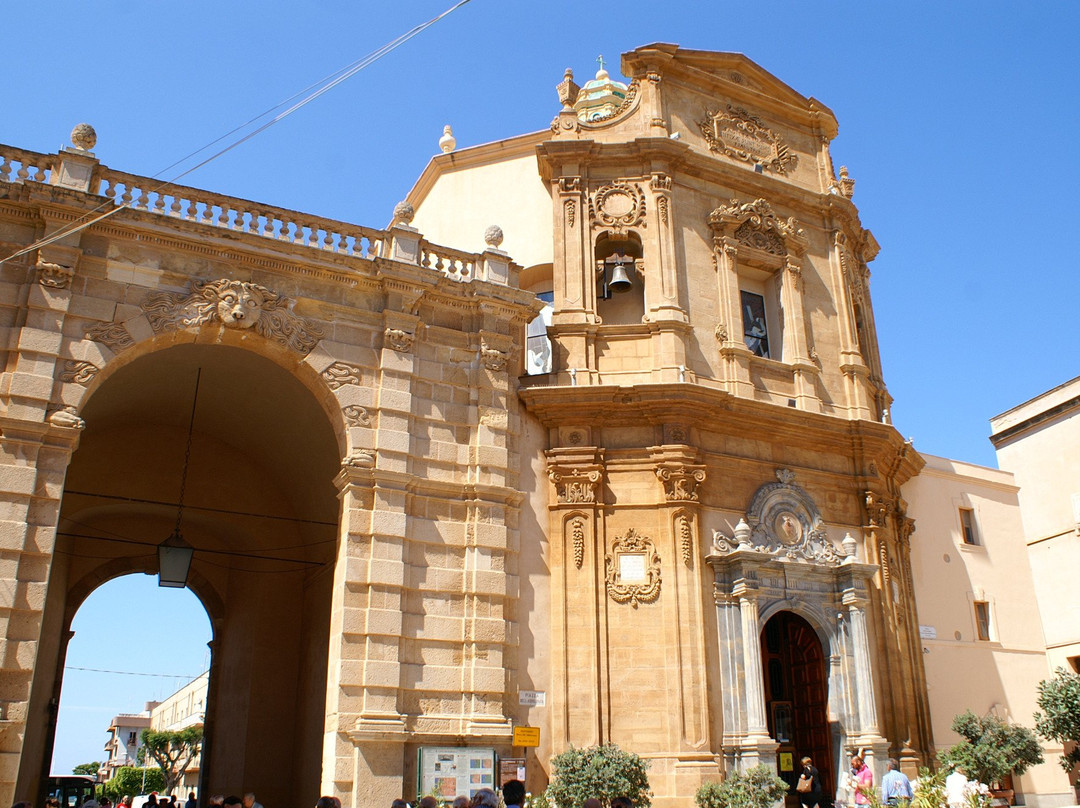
[47, 405, 85, 429]
[655, 465, 707, 502]
[142, 279, 323, 354]
[549, 468, 602, 504]
[37, 261, 75, 289]
[697, 104, 798, 174]
[714, 322, 728, 343]
[571, 518, 585, 569]
[590, 182, 646, 228]
[605, 528, 661, 607]
[480, 340, 508, 372]
[322, 361, 364, 390]
[864, 490, 892, 528]
[343, 405, 371, 427]
[711, 468, 843, 565]
[59, 360, 100, 385]
[85, 322, 134, 352]
[384, 328, 415, 352]
[342, 449, 375, 470]
[709, 198, 805, 256]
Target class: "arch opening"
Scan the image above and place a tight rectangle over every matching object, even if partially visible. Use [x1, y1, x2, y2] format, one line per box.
[28, 343, 342, 806]
[761, 610, 834, 803]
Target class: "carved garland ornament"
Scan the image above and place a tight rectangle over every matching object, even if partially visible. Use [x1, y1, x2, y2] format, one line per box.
[679, 514, 693, 565]
[571, 518, 585, 569]
[697, 104, 798, 175]
[142, 279, 323, 354]
[605, 528, 661, 607]
[589, 182, 646, 228]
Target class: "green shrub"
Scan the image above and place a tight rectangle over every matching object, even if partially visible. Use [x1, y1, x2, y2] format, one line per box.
[1035, 668, 1080, 776]
[938, 710, 1043, 788]
[102, 766, 166, 800]
[695, 764, 787, 808]
[546, 744, 651, 808]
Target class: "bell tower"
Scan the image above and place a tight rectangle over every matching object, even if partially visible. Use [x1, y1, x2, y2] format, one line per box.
[522, 43, 929, 802]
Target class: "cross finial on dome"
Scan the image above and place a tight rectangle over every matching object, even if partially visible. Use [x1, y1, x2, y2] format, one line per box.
[596, 54, 607, 77]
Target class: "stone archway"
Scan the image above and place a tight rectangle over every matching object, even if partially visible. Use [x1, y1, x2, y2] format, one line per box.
[22, 342, 341, 806]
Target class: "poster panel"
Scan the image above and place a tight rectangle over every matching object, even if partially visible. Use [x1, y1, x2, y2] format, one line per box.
[418, 747, 496, 800]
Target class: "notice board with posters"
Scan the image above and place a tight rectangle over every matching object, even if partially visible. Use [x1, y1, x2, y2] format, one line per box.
[418, 747, 496, 800]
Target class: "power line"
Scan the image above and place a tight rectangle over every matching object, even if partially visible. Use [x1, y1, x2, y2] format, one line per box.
[66, 666, 204, 680]
[0, 0, 473, 267]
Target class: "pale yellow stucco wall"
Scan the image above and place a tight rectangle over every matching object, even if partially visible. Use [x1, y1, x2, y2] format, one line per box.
[409, 136, 554, 272]
[903, 453, 1071, 807]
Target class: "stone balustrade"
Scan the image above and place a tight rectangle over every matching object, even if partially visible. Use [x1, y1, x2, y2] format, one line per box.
[96, 166, 386, 261]
[0, 143, 510, 286]
[0, 146, 53, 184]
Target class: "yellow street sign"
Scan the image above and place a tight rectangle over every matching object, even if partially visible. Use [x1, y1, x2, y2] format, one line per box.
[512, 725, 540, 747]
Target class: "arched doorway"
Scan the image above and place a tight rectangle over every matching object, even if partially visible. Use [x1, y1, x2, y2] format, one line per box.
[28, 342, 341, 805]
[761, 611, 833, 800]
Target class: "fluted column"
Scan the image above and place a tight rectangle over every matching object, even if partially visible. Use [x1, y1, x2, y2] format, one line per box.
[739, 589, 770, 736]
[845, 598, 880, 735]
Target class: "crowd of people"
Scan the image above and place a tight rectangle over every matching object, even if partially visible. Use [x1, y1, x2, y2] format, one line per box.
[387, 784, 634, 808]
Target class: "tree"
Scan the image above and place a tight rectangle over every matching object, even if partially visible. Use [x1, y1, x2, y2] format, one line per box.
[695, 765, 788, 808]
[73, 761, 102, 776]
[938, 710, 1043, 788]
[140, 726, 203, 795]
[1035, 667, 1080, 776]
[103, 767, 166, 800]
[545, 744, 651, 808]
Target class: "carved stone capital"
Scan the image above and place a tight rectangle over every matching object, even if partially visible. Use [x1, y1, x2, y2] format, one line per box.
[864, 490, 892, 529]
[142, 278, 323, 354]
[655, 464, 707, 502]
[548, 467, 603, 504]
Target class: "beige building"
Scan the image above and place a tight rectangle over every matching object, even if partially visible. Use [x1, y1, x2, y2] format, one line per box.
[147, 672, 208, 793]
[902, 454, 1067, 806]
[0, 42, 1072, 808]
[991, 378, 1080, 675]
[102, 710, 151, 782]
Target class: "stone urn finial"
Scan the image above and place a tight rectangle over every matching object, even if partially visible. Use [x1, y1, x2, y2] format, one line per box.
[842, 532, 858, 560]
[70, 123, 97, 151]
[393, 201, 415, 226]
[439, 124, 457, 154]
[484, 225, 504, 250]
[734, 518, 753, 550]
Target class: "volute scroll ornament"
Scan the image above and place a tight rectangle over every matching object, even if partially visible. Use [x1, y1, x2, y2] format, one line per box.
[142, 279, 323, 354]
[342, 405, 372, 427]
[59, 360, 100, 386]
[708, 198, 805, 257]
[605, 528, 661, 607]
[85, 322, 134, 352]
[322, 362, 365, 390]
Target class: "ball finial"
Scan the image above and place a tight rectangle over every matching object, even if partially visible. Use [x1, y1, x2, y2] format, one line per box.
[70, 123, 97, 151]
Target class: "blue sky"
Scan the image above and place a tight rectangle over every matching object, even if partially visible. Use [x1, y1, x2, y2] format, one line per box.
[9, 0, 1078, 770]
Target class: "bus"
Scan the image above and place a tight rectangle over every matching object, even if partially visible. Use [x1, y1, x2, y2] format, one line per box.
[45, 775, 96, 808]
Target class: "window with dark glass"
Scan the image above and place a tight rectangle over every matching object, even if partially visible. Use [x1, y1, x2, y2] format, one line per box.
[960, 508, 979, 545]
[741, 290, 770, 358]
[974, 601, 991, 641]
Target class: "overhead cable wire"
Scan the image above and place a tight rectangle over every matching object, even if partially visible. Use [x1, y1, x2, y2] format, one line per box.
[65, 666, 204, 679]
[0, 0, 473, 267]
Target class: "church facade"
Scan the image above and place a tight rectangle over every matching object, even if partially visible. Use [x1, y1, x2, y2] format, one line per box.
[0, 44, 1068, 808]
